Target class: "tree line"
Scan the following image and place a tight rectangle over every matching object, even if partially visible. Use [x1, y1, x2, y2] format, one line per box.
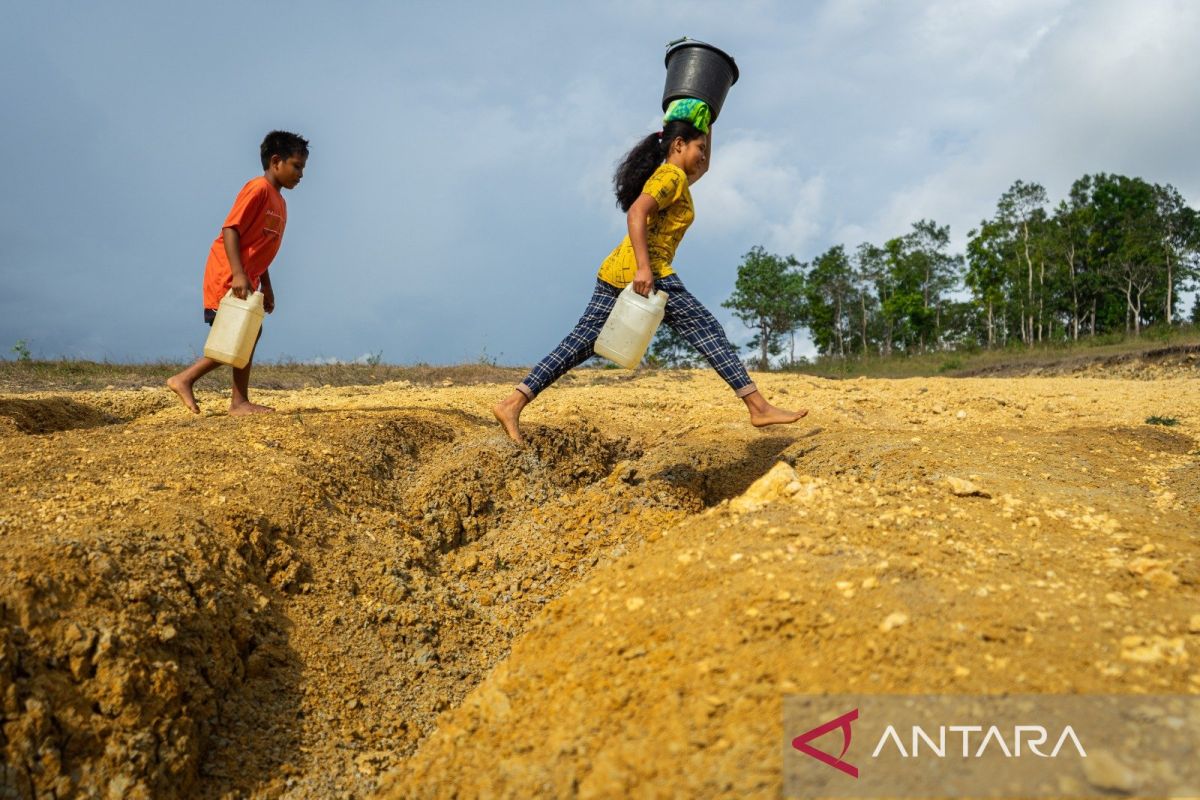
[654, 173, 1200, 368]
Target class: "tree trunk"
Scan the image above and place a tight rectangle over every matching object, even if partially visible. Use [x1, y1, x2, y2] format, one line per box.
[1068, 247, 1079, 341]
[1165, 249, 1174, 325]
[860, 295, 868, 354]
[1022, 219, 1034, 347]
[835, 295, 845, 359]
[1123, 275, 1134, 337]
[1037, 256, 1045, 342]
[759, 319, 769, 370]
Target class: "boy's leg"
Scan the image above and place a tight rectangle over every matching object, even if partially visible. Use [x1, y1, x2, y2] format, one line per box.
[494, 280, 619, 443]
[230, 329, 273, 415]
[659, 275, 807, 427]
[167, 357, 222, 413]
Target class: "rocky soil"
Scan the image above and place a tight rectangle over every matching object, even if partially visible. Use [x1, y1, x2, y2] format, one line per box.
[1, 363, 1197, 798]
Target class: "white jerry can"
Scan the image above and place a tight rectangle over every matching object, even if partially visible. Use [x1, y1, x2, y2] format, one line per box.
[203, 291, 265, 369]
[593, 284, 669, 369]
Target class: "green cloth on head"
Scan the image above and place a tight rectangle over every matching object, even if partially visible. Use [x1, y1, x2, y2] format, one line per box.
[663, 98, 711, 134]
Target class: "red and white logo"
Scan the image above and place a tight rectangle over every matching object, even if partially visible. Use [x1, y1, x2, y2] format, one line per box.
[792, 708, 859, 779]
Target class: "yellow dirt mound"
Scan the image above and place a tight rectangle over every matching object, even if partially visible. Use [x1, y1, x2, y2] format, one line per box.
[1, 371, 1197, 798]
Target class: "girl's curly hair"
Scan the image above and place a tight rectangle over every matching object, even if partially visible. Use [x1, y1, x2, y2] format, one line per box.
[612, 119, 705, 212]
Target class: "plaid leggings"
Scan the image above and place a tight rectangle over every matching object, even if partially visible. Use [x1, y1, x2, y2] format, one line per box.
[518, 275, 757, 399]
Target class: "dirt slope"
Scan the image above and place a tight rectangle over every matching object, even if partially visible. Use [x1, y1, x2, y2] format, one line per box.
[1, 369, 1197, 799]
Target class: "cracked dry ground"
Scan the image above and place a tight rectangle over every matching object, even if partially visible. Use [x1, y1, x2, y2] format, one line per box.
[1, 367, 1197, 799]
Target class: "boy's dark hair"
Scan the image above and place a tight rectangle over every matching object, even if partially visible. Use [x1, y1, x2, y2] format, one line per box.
[612, 119, 705, 212]
[260, 130, 309, 170]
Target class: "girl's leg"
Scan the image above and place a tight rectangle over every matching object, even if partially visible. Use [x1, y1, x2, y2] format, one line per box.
[494, 280, 620, 443]
[658, 274, 807, 427]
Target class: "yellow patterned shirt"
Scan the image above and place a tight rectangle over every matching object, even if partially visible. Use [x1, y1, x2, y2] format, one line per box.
[597, 163, 693, 287]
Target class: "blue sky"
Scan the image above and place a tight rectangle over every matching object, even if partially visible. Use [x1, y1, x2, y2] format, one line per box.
[2, 0, 1198, 365]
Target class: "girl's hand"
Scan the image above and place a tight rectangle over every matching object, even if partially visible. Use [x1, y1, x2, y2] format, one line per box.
[633, 266, 654, 297]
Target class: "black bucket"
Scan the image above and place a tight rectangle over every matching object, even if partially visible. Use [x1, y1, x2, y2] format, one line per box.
[661, 37, 740, 122]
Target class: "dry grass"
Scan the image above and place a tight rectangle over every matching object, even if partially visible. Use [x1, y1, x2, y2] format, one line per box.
[1, 325, 1196, 392]
[785, 324, 1200, 379]
[0, 360, 528, 394]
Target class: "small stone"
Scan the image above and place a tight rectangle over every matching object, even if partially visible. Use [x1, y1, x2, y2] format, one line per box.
[158, 625, 177, 643]
[955, 410, 967, 419]
[1120, 635, 1187, 665]
[625, 597, 645, 612]
[1082, 749, 1140, 793]
[945, 477, 989, 498]
[730, 462, 800, 512]
[1143, 569, 1179, 590]
[1188, 614, 1200, 634]
[880, 612, 909, 632]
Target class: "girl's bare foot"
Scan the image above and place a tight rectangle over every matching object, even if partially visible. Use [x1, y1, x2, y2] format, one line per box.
[229, 401, 275, 416]
[749, 404, 808, 427]
[492, 390, 529, 444]
[743, 390, 808, 428]
[166, 376, 200, 414]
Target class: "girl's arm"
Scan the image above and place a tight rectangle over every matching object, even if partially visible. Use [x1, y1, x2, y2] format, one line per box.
[627, 193, 660, 297]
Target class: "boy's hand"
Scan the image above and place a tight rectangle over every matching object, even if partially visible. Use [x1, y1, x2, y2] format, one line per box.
[230, 272, 251, 299]
[263, 285, 275, 313]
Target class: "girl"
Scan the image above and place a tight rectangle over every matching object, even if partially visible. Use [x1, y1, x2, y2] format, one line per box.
[493, 101, 807, 444]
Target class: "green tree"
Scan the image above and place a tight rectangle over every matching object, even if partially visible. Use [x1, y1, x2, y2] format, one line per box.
[1091, 174, 1162, 336]
[1047, 177, 1098, 340]
[803, 245, 855, 357]
[851, 243, 884, 356]
[1154, 183, 1200, 326]
[996, 180, 1050, 344]
[723, 246, 805, 369]
[966, 219, 1009, 348]
[880, 220, 960, 352]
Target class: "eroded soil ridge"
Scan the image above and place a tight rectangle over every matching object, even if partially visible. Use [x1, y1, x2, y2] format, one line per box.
[1, 370, 1197, 798]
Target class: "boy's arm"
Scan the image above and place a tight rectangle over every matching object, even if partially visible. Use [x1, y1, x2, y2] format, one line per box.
[223, 227, 251, 299]
[260, 270, 274, 313]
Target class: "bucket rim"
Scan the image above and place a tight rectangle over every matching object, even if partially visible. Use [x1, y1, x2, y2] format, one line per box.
[663, 37, 739, 84]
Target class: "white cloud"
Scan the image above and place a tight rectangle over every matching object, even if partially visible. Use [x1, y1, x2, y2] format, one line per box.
[695, 135, 826, 255]
[4, 0, 1199, 363]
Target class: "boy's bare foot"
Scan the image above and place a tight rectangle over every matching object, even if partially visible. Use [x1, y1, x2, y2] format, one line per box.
[492, 391, 529, 444]
[229, 401, 275, 416]
[166, 376, 200, 414]
[743, 390, 808, 428]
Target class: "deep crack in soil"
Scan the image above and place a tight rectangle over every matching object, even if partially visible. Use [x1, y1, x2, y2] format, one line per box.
[1, 370, 1198, 798]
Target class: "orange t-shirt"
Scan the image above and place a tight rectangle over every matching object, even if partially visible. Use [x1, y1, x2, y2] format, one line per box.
[202, 176, 287, 309]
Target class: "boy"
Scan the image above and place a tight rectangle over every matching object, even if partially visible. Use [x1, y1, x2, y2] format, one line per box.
[168, 130, 308, 415]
